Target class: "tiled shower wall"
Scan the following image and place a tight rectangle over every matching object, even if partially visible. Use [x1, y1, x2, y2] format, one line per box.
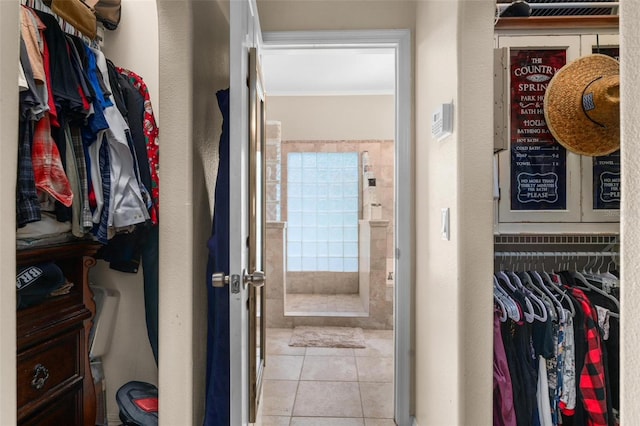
[266, 121, 282, 222]
[266, 121, 395, 255]
[265, 124, 395, 325]
[265, 220, 393, 330]
[287, 271, 359, 294]
[281, 139, 395, 264]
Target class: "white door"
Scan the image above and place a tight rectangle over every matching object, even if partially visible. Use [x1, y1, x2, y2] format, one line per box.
[229, 0, 265, 424]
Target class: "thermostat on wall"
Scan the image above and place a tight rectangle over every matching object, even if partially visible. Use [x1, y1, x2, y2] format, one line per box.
[432, 102, 453, 141]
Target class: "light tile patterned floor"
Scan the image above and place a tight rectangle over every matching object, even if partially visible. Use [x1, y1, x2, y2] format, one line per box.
[254, 328, 396, 426]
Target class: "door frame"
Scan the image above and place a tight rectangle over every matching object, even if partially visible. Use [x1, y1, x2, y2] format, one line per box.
[262, 29, 414, 425]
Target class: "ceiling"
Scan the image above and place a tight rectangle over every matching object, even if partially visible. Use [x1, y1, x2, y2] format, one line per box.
[261, 48, 396, 97]
[262, 2, 618, 97]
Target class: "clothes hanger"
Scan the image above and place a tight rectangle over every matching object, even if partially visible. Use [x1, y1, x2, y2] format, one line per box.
[571, 252, 594, 291]
[571, 255, 621, 313]
[585, 253, 616, 283]
[493, 275, 520, 323]
[495, 267, 529, 323]
[520, 253, 557, 321]
[495, 254, 523, 322]
[529, 253, 565, 323]
[599, 254, 620, 292]
[605, 254, 617, 275]
[588, 253, 620, 316]
[518, 254, 543, 297]
[494, 291, 508, 322]
[527, 272, 558, 322]
[508, 269, 547, 323]
[541, 256, 576, 318]
[493, 277, 509, 322]
[532, 270, 564, 323]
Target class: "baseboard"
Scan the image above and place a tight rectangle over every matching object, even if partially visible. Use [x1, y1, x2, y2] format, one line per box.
[412, 417, 419, 426]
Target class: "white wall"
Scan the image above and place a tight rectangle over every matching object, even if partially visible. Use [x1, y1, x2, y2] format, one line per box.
[190, 0, 230, 420]
[156, 0, 230, 423]
[95, 1, 160, 422]
[258, 0, 417, 33]
[267, 95, 395, 140]
[455, 2, 496, 421]
[0, 1, 19, 423]
[414, 1, 494, 424]
[103, 1, 160, 120]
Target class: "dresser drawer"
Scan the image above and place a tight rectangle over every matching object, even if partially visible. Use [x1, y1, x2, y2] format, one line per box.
[19, 388, 81, 426]
[17, 328, 83, 412]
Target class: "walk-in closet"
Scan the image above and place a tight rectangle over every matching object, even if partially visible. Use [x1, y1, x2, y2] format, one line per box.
[12, 0, 163, 423]
[493, 10, 621, 425]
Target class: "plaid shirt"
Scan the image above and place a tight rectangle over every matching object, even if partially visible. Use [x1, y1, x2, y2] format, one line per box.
[32, 113, 73, 207]
[17, 120, 41, 227]
[70, 126, 93, 229]
[568, 286, 608, 426]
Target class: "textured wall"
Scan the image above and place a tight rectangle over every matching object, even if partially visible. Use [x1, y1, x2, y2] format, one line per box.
[267, 95, 395, 141]
[620, 1, 640, 422]
[414, 0, 494, 424]
[156, 0, 230, 422]
[0, 1, 19, 423]
[97, 1, 160, 421]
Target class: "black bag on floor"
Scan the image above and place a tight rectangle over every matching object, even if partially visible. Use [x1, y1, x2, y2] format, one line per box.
[116, 381, 158, 426]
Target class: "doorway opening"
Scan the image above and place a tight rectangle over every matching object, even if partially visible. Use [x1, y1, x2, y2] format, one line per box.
[263, 47, 395, 322]
[256, 30, 412, 425]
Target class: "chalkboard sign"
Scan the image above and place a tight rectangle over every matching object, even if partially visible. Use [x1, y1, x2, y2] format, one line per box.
[510, 49, 567, 210]
[593, 153, 621, 209]
[592, 46, 620, 210]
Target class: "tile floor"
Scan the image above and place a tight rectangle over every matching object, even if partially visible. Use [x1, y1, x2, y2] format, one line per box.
[254, 327, 396, 426]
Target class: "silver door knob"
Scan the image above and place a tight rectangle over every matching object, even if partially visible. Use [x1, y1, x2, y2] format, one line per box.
[212, 272, 230, 288]
[244, 270, 266, 288]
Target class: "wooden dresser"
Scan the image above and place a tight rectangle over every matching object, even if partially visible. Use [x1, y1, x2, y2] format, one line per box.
[17, 242, 100, 426]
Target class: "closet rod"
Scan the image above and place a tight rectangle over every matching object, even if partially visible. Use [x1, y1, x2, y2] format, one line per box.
[494, 251, 618, 257]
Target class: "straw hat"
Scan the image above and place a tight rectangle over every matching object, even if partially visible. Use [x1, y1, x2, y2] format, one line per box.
[543, 54, 620, 156]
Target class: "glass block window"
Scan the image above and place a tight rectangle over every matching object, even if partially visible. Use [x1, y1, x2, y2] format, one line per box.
[287, 152, 359, 272]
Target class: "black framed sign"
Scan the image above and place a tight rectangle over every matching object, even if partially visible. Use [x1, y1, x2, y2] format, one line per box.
[592, 46, 620, 210]
[510, 49, 567, 210]
[593, 153, 621, 209]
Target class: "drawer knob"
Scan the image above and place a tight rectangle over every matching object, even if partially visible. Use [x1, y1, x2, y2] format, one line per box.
[31, 364, 49, 390]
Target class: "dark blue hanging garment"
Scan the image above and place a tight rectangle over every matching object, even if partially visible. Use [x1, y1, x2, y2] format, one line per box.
[204, 89, 231, 425]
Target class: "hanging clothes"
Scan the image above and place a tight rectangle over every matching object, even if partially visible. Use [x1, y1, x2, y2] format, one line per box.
[493, 260, 619, 426]
[16, 6, 161, 363]
[494, 310, 517, 426]
[204, 89, 231, 425]
[567, 287, 609, 426]
[17, 6, 160, 238]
